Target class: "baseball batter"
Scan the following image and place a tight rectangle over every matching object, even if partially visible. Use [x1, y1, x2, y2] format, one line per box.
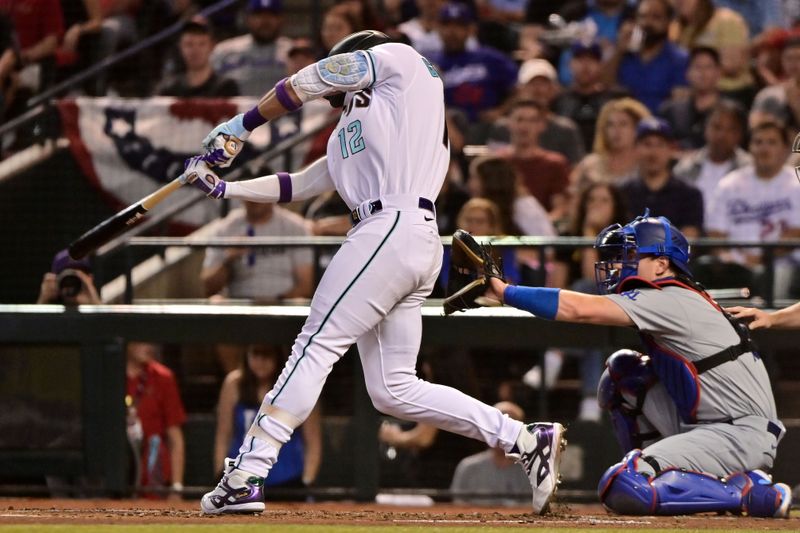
[181, 31, 565, 514]
[482, 212, 792, 517]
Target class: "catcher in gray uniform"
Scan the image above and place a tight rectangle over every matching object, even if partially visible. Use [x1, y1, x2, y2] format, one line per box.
[470, 210, 792, 517]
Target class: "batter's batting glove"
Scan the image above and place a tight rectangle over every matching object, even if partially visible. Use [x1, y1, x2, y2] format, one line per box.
[181, 155, 226, 199]
[443, 229, 504, 315]
[202, 114, 249, 168]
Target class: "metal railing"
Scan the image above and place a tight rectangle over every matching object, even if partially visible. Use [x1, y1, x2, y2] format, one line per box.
[116, 235, 800, 307]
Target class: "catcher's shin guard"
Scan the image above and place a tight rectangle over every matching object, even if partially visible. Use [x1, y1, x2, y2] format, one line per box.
[599, 451, 792, 517]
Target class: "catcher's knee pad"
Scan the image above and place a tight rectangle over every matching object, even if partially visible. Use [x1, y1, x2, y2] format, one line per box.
[598, 350, 659, 452]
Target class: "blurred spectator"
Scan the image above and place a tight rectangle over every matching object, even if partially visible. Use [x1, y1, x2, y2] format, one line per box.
[658, 46, 722, 150]
[750, 35, 800, 132]
[55, 0, 104, 86]
[752, 28, 794, 88]
[501, 99, 572, 222]
[431, 3, 518, 124]
[619, 117, 704, 237]
[211, 0, 290, 96]
[706, 121, 800, 269]
[334, 0, 385, 31]
[534, 182, 628, 421]
[474, 0, 526, 54]
[95, 0, 141, 94]
[551, 182, 628, 289]
[669, 0, 751, 98]
[155, 21, 239, 97]
[450, 401, 531, 506]
[674, 99, 751, 215]
[202, 201, 313, 301]
[434, 164, 472, 236]
[125, 341, 186, 497]
[609, 0, 689, 114]
[286, 37, 318, 74]
[712, 0, 784, 38]
[320, 5, 362, 56]
[36, 249, 101, 305]
[213, 344, 322, 491]
[554, 40, 628, 152]
[555, 0, 636, 86]
[571, 96, 650, 191]
[509, 58, 586, 164]
[398, 0, 481, 58]
[0, 0, 63, 122]
[0, 13, 17, 123]
[466, 155, 555, 237]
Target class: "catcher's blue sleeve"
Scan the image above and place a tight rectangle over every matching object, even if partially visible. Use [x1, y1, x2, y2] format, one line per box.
[504, 286, 560, 320]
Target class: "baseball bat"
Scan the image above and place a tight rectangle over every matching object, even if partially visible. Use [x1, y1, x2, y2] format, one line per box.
[68, 139, 241, 260]
[68, 176, 185, 260]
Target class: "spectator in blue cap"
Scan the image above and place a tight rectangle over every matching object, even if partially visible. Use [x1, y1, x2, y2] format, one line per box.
[618, 117, 704, 237]
[554, 39, 628, 152]
[431, 2, 518, 124]
[37, 249, 101, 305]
[211, 0, 291, 96]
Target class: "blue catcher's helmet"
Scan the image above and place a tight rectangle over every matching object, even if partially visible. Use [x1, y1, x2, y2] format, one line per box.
[594, 209, 691, 294]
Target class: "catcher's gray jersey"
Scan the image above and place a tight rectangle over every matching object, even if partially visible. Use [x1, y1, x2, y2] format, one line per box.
[606, 285, 777, 422]
[606, 284, 782, 476]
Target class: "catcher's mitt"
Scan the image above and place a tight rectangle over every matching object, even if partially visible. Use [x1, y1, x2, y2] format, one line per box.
[443, 229, 504, 315]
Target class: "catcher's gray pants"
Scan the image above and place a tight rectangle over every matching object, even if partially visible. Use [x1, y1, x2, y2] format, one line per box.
[636, 383, 785, 477]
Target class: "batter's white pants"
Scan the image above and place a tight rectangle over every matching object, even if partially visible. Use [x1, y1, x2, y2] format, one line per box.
[237, 205, 523, 476]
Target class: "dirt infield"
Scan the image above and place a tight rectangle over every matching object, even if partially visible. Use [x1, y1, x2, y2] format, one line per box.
[0, 499, 797, 530]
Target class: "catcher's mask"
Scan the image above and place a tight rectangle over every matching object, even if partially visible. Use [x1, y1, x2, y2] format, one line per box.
[793, 131, 800, 184]
[594, 209, 692, 294]
[324, 30, 391, 108]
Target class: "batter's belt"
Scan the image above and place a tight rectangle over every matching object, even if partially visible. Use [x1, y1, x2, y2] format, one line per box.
[350, 195, 435, 226]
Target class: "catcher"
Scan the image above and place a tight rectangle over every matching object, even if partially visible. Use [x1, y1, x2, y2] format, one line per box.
[445, 212, 792, 517]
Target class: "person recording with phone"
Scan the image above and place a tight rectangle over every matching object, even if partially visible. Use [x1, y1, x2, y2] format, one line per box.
[36, 248, 101, 305]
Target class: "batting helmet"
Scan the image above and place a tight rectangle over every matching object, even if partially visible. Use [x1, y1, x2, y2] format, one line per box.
[594, 209, 691, 294]
[324, 30, 391, 108]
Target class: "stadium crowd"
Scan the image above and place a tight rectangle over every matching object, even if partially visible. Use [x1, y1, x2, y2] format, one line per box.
[9, 0, 800, 501]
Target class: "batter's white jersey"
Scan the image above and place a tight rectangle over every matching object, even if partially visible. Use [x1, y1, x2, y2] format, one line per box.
[325, 43, 450, 209]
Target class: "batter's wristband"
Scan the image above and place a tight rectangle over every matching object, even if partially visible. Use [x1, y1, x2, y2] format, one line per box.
[275, 77, 302, 112]
[503, 286, 560, 320]
[242, 107, 267, 131]
[277, 172, 292, 203]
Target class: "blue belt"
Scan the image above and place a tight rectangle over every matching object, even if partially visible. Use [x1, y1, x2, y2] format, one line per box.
[350, 197, 435, 226]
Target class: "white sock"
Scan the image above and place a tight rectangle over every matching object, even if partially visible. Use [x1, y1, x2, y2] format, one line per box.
[234, 416, 294, 476]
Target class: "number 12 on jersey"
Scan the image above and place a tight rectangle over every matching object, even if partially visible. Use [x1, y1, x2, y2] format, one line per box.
[337, 120, 365, 159]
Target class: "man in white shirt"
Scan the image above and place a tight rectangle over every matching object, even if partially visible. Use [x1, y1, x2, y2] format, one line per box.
[201, 201, 313, 301]
[706, 121, 800, 275]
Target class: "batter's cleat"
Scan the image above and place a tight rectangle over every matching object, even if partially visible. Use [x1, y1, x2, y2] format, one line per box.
[200, 459, 265, 515]
[507, 422, 567, 514]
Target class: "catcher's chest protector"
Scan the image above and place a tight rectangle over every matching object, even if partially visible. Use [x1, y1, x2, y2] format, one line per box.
[616, 277, 753, 424]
